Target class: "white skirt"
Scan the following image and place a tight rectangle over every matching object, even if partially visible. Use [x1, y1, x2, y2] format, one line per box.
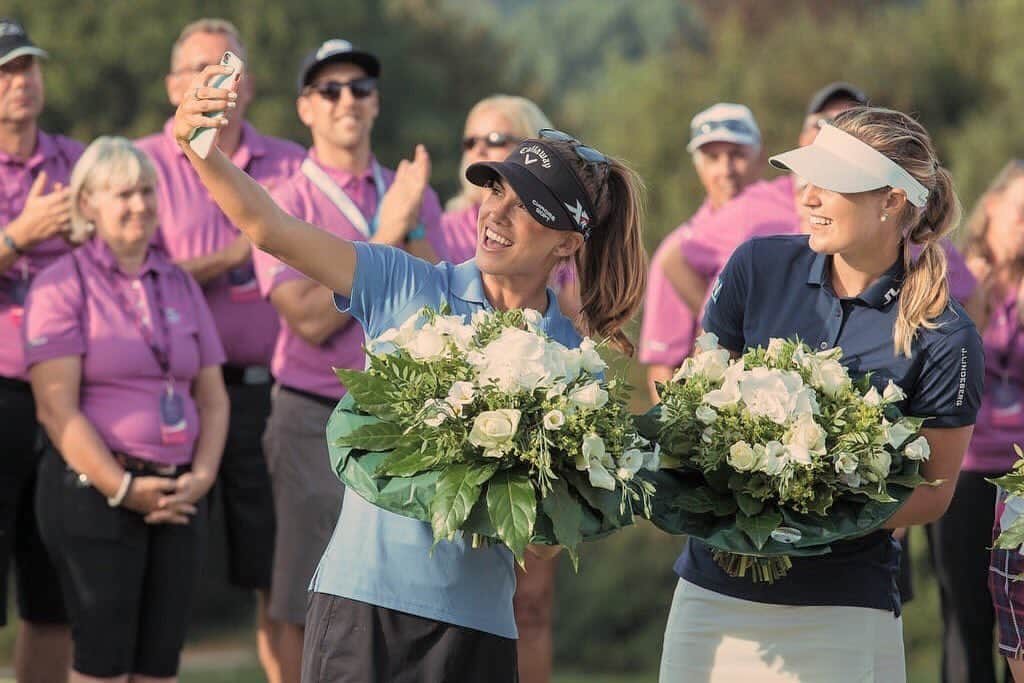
[659, 579, 905, 683]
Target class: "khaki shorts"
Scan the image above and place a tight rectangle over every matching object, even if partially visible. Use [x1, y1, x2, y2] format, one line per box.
[262, 385, 345, 625]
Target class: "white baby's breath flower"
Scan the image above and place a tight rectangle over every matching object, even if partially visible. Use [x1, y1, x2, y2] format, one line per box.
[883, 380, 907, 404]
[862, 386, 882, 407]
[468, 409, 521, 451]
[695, 332, 720, 352]
[569, 382, 609, 410]
[695, 405, 718, 425]
[543, 409, 566, 430]
[903, 436, 931, 461]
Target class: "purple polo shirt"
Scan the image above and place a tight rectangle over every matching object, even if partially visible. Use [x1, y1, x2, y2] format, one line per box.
[964, 292, 1024, 473]
[136, 119, 305, 367]
[639, 201, 714, 366]
[24, 238, 225, 465]
[255, 150, 444, 400]
[436, 204, 479, 265]
[0, 131, 84, 380]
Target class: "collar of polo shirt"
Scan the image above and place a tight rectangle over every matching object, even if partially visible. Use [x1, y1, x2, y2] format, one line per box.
[769, 123, 930, 208]
[806, 249, 907, 309]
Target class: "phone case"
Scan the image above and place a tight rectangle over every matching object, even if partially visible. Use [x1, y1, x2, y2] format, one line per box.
[188, 51, 245, 159]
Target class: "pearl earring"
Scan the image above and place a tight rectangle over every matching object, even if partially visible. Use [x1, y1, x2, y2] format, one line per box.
[881, 213, 888, 222]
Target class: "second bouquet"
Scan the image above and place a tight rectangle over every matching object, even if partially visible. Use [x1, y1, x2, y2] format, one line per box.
[327, 305, 659, 567]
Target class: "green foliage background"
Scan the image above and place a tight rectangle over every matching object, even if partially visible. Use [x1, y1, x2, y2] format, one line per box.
[6, 0, 1019, 674]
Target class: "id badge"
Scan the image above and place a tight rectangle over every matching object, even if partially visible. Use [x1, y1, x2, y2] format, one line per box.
[160, 390, 189, 445]
[991, 382, 1024, 428]
[228, 264, 260, 303]
[7, 279, 29, 327]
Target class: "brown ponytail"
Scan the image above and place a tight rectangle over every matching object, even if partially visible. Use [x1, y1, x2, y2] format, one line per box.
[832, 108, 962, 357]
[545, 140, 648, 355]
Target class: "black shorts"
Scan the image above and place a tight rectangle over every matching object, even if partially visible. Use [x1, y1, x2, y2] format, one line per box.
[35, 448, 205, 677]
[0, 377, 66, 626]
[216, 371, 275, 589]
[301, 593, 518, 683]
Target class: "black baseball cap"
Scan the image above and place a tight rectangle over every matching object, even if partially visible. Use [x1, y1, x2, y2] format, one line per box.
[806, 82, 868, 115]
[466, 139, 598, 240]
[0, 18, 48, 67]
[297, 39, 380, 94]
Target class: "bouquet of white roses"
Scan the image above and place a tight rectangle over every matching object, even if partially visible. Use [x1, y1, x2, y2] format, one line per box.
[327, 305, 658, 566]
[636, 333, 931, 582]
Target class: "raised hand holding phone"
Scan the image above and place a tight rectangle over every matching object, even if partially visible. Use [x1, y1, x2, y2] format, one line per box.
[187, 51, 244, 159]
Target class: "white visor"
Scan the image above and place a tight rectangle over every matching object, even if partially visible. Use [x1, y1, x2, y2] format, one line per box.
[769, 122, 930, 207]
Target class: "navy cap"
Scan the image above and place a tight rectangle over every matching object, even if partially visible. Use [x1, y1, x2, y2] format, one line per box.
[806, 82, 868, 115]
[297, 39, 380, 94]
[0, 18, 47, 66]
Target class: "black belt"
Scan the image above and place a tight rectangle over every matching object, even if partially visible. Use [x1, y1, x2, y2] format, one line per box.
[222, 364, 272, 386]
[112, 451, 189, 477]
[278, 384, 338, 409]
[0, 375, 31, 393]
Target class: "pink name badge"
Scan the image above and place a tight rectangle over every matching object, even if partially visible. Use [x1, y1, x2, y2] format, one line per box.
[228, 264, 261, 303]
[160, 391, 189, 445]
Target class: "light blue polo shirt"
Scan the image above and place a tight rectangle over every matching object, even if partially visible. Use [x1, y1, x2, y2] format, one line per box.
[311, 242, 582, 638]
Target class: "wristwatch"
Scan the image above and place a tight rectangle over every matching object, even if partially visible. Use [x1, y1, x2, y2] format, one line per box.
[0, 229, 24, 256]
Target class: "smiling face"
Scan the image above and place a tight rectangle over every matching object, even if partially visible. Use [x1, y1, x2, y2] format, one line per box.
[474, 177, 582, 279]
[81, 180, 159, 260]
[166, 30, 253, 116]
[984, 176, 1024, 265]
[462, 107, 519, 205]
[0, 55, 44, 126]
[297, 62, 379, 154]
[693, 141, 759, 209]
[801, 182, 903, 259]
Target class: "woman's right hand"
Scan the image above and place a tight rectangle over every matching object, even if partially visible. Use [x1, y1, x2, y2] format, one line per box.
[172, 65, 238, 152]
[123, 475, 196, 524]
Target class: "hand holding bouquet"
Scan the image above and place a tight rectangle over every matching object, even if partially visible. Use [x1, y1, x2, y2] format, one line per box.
[328, 305, 659, 566]
[638, 334, 932, 582]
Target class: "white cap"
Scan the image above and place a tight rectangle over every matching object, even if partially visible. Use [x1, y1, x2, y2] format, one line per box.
[769, 122, 930, 207]
[687, 103, 761, 154]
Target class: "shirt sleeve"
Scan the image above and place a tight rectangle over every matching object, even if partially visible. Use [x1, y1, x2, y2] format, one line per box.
[184, 272, 226, 368]
[22, 258, 87, 366]
[940, 240, 978, 304]
[334, 241, 441, 339]
[701, 239, 753, 353]
[639, 239, 697, 366]
[907, 320, 984, 428]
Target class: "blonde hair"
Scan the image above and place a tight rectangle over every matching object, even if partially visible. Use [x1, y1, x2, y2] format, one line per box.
[832, 107, 962, 357]
[170, 18, 246, 69]
[961, 159, 1024, 323]
[70, 137, 159, 236]
[447, 95, 553, 211]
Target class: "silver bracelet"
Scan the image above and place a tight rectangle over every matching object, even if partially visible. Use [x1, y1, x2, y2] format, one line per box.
[106, 471, 133, 507]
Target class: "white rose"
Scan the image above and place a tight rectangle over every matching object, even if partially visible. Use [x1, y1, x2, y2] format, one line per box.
[695, 405, 718, 425]
[578, 433, 606, 471]
[862, 386, 882, 407]
[695, 332, 720, 352]
[903, 436, 931, 461]
[885, 420, 916, 449]
[809, 358, 851, 397]
[587, 459, 617, 491]
[543, 409, 566, 431]
[883, 380, 907, 404]
[515, 360, 551, 391]
[864, 449, 893, 482]
[694, 349, 731, 383]
[578, 338, 607, 374]
[833, 451, 859, 475]
[738, 367, 796, 425]
[783, 413, 827, 466]
[446, 381, 475, 407]
[468, 409, 522, 450]
[704, 380, 741, 408]
[727, 441, 759, 472]
[569, 382, 609, 410]
[484, 328, 546, 364]
[404, 327, 448, 361]
[433, 315, 475, 350]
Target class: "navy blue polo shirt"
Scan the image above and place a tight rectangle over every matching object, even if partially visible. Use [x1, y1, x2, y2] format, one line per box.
[675, 234, 984, 613]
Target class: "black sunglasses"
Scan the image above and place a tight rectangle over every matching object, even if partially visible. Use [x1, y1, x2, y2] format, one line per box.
[462, 131, 519, 152]
[538, 128, 609, 165]
[305, 77, 378, 101]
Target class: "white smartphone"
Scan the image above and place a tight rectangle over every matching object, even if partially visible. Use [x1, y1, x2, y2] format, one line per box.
[188, 51, 245, 159]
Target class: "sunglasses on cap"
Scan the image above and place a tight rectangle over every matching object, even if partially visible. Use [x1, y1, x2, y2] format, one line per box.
[690, 118, 758, 139]
[538, 128, 609, 165]
[304, 77, 378, 101]
[462, 131, 520, 152]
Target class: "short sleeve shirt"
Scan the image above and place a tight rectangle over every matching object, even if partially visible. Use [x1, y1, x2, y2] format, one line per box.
[0, 131, 85, 379]
[255, 152, 444, 399]
[676, 234, 984, 613]
[24, 238, 225, 465]
[136, 119, 305, 367]
[312, 241, 581, 638]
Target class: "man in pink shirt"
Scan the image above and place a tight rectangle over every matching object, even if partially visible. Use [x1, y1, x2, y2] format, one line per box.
[253, 38, 442, 682]
[640, 103, 764, 402]
[0, 18, 81, 678]
[136, 19, 304, 682]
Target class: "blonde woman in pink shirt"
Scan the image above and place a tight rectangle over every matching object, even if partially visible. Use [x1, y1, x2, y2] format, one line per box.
[25, 137, 229, 682]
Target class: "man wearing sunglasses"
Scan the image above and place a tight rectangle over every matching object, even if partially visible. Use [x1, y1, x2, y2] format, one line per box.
[251, 38, 442, 683]
[640, 102, 764, 403]
[137, 18, 306, 683]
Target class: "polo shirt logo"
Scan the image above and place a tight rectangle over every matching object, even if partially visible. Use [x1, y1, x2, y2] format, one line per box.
[711, 277, 723, 303]
[882, 287, 899, 306]
[164, 307, 181, 324]
[956, 346, 968, 407]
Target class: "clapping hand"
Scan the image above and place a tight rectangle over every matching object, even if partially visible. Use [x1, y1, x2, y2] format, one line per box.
[6, 171, 73, 248]
[376, 144, 431, 245]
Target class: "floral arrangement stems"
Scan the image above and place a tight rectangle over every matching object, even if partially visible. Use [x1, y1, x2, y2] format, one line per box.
[710, 550, 791, 584]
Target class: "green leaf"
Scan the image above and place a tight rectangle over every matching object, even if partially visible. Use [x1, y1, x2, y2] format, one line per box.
[995, 519, 1024, 551]
[541, 477, 584, 566]
[334, 422, 406, 452]
[486, 470, 537, 565]
[375, 444, 441, 477]
[430, 462, 499, 543]
[735, 492, 764, 517]
[333, 368, 398, 416]
[735, 508, 782, 551]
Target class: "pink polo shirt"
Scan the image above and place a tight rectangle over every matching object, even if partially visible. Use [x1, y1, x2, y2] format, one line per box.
[964, 292, 1024, 473]
[436, 204, 479, 265]
[24, 238, 225, 465]
[136, 120, 305, 368]
[639, 201, 714, 366]
[0, 131, 84, 380]
[255, 150, 444, 400]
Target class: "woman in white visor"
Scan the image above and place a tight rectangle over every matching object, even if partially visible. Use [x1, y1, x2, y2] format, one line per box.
[659, 107, 984, 682]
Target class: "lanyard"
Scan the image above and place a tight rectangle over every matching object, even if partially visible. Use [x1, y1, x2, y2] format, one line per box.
[300, 158, 385, 239]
